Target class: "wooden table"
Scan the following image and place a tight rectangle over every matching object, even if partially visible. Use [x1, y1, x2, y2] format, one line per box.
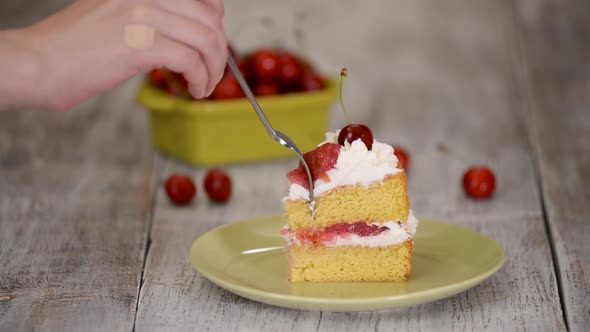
[1, 0, 588, 331]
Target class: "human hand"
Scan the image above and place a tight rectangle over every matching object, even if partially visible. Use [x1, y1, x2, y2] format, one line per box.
[2, 0, 227, 111]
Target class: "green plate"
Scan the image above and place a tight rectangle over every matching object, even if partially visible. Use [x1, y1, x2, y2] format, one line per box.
[189, 216, 505, 312]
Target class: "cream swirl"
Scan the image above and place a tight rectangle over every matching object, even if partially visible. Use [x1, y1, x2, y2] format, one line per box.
[286, 131, 402, 201]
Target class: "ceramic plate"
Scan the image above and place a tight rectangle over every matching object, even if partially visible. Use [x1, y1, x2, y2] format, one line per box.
[189, 216, 505, 312]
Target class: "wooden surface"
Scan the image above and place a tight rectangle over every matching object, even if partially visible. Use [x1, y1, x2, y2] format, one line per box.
[0, 0, 587, 331]
[0, 82, 154, 331]
[514, 1, 590, 331]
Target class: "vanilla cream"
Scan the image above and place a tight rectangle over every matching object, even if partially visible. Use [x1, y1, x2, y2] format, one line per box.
[285, 131, 402, 201]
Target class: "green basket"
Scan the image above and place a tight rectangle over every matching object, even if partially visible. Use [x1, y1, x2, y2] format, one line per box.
[136, 80, 338, 166]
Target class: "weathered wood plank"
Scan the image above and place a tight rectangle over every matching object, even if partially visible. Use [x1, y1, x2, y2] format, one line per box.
[0, 77, 154, 331]
[135, 0, 566, 330]
[514, 1, 590, 331]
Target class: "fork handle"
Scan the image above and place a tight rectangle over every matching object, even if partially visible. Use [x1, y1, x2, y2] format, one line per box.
[227, 56, 276, 138]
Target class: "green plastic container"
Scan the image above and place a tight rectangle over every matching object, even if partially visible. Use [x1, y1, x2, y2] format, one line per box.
[136, 80, 338, 166]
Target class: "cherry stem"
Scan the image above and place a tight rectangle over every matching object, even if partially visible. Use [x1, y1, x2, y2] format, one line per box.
[436, 143, 472, 165]
[339, 68, 352, 124]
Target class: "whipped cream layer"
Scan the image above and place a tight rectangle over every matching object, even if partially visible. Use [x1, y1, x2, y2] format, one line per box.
[283, 211, 419, 248]
[286, 131, 402, 201]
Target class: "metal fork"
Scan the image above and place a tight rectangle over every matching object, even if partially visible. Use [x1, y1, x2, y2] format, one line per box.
[226, 56, 315, 207]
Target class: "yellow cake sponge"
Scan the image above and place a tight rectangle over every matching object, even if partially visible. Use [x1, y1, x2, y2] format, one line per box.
[288, 241, 413, 282]
[284, 173, 410, 231]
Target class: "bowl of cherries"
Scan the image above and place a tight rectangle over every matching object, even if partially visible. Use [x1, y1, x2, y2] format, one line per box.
[136, 46, 338, 166]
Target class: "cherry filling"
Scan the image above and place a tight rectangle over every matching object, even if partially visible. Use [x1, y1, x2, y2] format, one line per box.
[287, 222, 390, 246]
[325, 222, 389, 236]
[287, 143, 341, 190]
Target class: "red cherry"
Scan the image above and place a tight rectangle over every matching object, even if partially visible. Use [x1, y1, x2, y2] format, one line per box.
[212, 74, 244, 100]
[277, 52, 304, 87]
[338, 124, 374, 150]
[204, 169, 232, 203]
[253, 83, 279, 96]
[162, 72, 189, 97]
[225, 57, 250, 81]
[163, 84, 178, 96]
[281, 84, 303, 94]
[175, 72, 188, 91]
[392, 145, 410, 170]
[237, 57, 251, 82]
[463, 167, 496, 199]
[165, 174, 196, 205]
[149, 69, 168, 88]
[301, 70, 324, 91]
[251, 49, 280, 83]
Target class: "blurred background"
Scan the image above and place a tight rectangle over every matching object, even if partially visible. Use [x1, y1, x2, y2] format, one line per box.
[0, 0, 531, 209]
[0, 1, 588, 330]
[0, 0, 507, 132]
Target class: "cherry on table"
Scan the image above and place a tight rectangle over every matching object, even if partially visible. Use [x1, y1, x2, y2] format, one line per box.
[463, 166, 496, 199]
[204, 169, 232, 203]
[338, 124, 374, 150]
[165, 174, 196, 205]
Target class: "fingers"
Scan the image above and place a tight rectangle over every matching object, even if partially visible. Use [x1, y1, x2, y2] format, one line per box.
[126, 4, 227, 95]
[155, 0, 223, 30]
[151, 0, 228, 93]
[199, 0, 224, 15]
[137, 35, 209, 98]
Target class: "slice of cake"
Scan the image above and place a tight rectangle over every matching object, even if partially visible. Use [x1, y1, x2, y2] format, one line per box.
[281, 130, 418, 282]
